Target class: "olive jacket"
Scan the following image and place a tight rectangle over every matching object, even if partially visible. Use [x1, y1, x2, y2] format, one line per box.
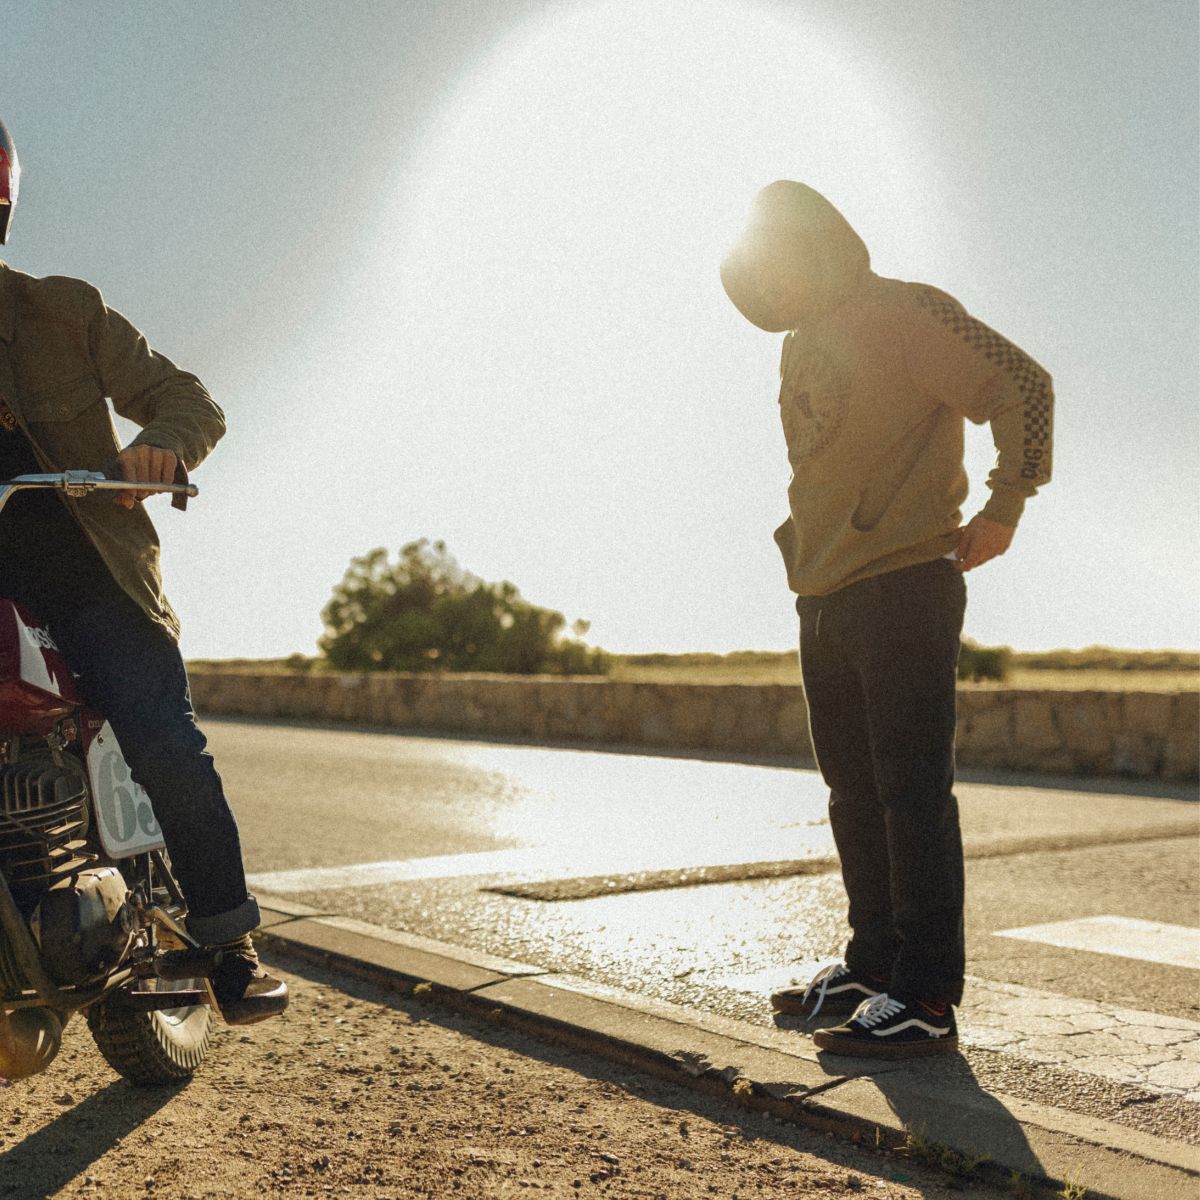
[0, 261, 225, 638]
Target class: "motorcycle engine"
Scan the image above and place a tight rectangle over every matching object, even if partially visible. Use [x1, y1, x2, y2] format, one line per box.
[0, 746, 133, 986]
[31, 867, 134, 985]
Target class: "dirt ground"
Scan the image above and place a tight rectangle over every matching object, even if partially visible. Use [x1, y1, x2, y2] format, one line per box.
[0, 952, 1011, 1200]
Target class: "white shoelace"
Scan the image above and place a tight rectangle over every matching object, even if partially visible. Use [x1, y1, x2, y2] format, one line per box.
[801, 961, 849, 1018]
[852, 994, 905, 1027]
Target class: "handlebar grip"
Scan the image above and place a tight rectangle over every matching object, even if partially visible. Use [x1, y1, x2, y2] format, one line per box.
[100, 457, 192, 511]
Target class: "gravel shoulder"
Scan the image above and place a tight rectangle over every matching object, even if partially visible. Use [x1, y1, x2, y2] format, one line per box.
[0, 950, 1012, 1199]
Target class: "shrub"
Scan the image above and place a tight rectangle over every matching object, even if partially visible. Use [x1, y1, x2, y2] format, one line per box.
[958, 640, 1013, 682]
[319, 540, 609, 676]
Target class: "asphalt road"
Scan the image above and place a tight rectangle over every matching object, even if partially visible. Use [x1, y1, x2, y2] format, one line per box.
[202, 716, 1200, 1138]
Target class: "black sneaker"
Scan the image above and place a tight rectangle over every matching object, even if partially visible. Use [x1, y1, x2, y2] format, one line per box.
[812, 993, 958, 1058]
[770, 962, 890, 1019]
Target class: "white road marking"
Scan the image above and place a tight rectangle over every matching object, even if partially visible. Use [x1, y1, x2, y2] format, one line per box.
[249, 848, 552, 893]
[714, 964, 1200, 1101]
[246, 832, 837, 895]
[995, 916, 1200, 971]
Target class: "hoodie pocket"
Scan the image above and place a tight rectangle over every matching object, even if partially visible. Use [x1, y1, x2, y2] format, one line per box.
[850, 408, 943, 532]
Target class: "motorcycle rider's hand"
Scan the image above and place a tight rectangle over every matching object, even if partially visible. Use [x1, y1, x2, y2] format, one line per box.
[112, 445, 178, 509]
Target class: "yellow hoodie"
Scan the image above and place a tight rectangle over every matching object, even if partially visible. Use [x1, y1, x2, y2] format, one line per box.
[722, 183, 1053, 597]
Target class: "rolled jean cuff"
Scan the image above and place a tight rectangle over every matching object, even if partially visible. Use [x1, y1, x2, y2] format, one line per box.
[186, 894, 262, 946]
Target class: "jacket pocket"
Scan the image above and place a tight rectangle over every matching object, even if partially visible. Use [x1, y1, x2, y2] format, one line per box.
[21, 374, 104, 423]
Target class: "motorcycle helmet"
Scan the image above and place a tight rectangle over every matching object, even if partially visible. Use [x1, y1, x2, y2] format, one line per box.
[0, 118, 19, 245]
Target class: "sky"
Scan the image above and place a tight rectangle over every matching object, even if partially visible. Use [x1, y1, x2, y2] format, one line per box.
[2, 0, 1197, 659]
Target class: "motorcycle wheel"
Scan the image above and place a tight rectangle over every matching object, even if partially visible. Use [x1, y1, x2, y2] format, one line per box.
[87, 978, 213, 1085]
[87, 851, 213, 1084]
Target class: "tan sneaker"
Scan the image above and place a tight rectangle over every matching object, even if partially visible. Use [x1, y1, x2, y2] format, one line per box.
[208, 936, 289, 1026]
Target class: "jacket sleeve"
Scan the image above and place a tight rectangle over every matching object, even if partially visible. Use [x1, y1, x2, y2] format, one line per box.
[901, 286, 1052, 527]
[83, 284, 226, 469]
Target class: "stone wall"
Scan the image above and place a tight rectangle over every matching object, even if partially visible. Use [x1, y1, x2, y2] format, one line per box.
[189, 672, 1199, 782]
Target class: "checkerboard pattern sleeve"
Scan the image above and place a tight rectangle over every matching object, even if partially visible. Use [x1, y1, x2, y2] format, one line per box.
[905, 285, 1053, 526]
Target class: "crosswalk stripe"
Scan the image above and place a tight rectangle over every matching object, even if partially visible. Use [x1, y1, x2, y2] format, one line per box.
[995, 916, 1200, 971]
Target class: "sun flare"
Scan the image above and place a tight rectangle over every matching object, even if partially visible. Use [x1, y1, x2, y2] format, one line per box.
[341, 0, 955, 650]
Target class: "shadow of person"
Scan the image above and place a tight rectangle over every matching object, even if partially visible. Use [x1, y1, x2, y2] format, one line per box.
[771, 1012, 1043, 1181]
[817, 1046, 1043, 1181]
[0, 1077, 185, 1199]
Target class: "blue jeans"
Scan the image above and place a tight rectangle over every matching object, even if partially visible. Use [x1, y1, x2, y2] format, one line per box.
[797, 558, 967, 1005]
[42, 591, 259, 945]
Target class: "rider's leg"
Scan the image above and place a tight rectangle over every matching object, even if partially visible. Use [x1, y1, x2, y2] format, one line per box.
[50, 592, 257, 939]
[45, 590, 286, 1022]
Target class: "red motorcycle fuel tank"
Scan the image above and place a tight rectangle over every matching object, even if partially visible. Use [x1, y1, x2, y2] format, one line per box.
[0, 599, 79, 735]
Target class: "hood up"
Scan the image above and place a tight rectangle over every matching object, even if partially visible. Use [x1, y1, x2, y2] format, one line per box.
[720, 181, 871, 332]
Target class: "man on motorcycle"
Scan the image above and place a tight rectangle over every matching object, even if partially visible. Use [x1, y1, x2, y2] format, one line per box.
[0, 117, 285, 1025]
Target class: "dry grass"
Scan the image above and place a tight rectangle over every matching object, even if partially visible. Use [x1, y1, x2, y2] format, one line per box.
[609, 659, 1197, 692]
[981, 668, 1197, 692]
[189, 651, 1199, 693]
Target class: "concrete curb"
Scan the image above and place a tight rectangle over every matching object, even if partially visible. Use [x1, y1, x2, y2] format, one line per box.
[255, 898, 1199, 1200]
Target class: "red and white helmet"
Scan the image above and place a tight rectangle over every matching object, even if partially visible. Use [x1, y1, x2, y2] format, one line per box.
[0, 119, 20, 245]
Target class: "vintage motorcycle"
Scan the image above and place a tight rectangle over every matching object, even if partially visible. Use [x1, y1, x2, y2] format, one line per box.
[0, 469, 218, 1085]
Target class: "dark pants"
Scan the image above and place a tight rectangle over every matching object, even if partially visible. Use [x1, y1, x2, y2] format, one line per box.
[797, 558, 966, 1005]
[44, 592, 259, 945]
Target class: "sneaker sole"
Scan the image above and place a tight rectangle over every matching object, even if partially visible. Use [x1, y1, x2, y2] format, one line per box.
[811, 1031, 959, 1059]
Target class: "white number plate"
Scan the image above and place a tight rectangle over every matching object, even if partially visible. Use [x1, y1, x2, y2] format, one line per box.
[86, 721, 166, 859]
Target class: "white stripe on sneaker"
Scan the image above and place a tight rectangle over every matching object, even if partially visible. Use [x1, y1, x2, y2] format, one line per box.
[871, 1018, 951, 1038]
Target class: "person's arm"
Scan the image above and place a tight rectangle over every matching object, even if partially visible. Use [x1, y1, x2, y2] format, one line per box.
[902, 286, 1053, 570]
[82, 284, 225, 506]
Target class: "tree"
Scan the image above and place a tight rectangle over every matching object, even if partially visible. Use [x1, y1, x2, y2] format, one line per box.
[319, 540, 610, 675]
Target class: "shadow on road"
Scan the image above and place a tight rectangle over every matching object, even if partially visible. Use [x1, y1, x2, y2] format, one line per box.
[769, 1012, 1043, 1182]
[833, 1053, 1043, 1182]
[265, 945, 962, 1198]
[0, 1078, 185, 1198]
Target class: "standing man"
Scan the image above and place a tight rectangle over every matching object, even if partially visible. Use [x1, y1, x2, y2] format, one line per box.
[0, 118, 286, 1025]
[720, 181, 1052, 1057]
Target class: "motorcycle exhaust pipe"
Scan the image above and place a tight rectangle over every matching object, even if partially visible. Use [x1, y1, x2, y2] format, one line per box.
[0, 1007, 62, 1080]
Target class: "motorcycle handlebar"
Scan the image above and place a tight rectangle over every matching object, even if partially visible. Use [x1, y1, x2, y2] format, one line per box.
[0, 470, 199, 517]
